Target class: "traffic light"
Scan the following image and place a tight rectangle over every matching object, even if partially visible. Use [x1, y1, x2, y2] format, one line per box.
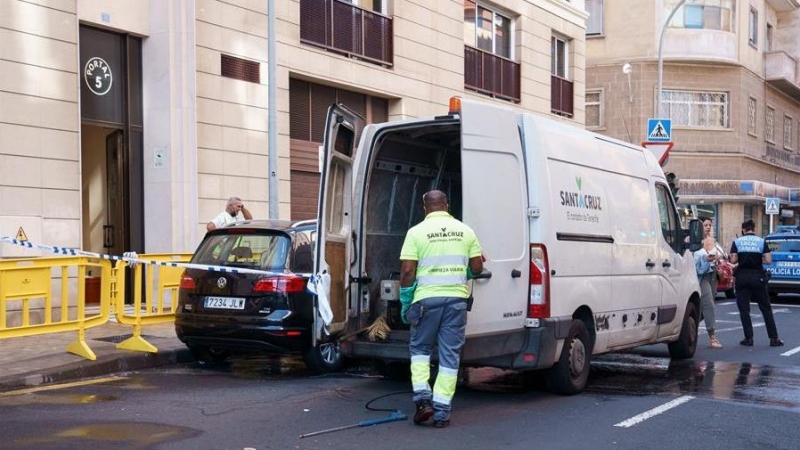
[665, 172, 679, 202]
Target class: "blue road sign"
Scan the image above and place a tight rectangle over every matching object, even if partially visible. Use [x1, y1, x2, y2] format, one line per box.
[647, 118, 671, 142]
[766, 197, 780, 215]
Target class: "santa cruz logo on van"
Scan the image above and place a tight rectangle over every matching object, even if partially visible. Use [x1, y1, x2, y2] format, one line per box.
[427, 227, 464, 239]
[559, 176, 602, 210]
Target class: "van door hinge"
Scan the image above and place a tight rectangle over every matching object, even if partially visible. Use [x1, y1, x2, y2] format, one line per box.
[527, 207, 541, 218]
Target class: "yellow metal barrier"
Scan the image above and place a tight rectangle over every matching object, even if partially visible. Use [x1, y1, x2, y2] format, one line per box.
[113, 253, 192, 353]
[0, 256, 112, 360]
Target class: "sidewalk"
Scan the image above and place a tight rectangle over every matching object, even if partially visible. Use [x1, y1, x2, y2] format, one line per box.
[0, 320, 194, 393]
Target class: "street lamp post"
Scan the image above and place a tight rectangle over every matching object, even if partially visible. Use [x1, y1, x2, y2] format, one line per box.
[656, 0, 687, 117]
[268, 0, 278, 219]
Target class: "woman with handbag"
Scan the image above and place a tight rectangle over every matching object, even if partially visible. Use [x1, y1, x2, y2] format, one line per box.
[694, 236, 723, 349]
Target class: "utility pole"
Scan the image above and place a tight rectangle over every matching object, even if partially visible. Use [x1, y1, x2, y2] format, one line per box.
[656, 0, 687, 116]
[268, 0, 278, 219]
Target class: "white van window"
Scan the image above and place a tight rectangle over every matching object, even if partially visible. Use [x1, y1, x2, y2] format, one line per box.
[656, 184, 680, 251]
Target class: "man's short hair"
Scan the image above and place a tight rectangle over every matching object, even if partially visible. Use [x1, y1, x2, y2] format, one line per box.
[742, 219, 756, 230]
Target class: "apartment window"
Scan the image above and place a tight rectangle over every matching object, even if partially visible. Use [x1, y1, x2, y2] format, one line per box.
[551, 35, 573, 116]
[463, 0, 520, 102]
[464, 0, 512, 59]
[658, 90, 728, 128]
[748, 96, 757, 136]
[586, 0, 603, 36]
[766, 106, 775, 143]
[749, 7, 758, 47]
[785, 115, 794, 150]
[586, 90, 603, 128]
[667, 0, 732, 31]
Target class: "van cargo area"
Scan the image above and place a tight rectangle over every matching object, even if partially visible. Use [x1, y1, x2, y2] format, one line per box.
[362, 121, 462, 325]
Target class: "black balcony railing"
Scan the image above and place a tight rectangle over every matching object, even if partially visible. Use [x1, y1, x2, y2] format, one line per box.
[464, 46, 520, 102]
[551, 75, 573, 117]
[300, 0, 393, 67]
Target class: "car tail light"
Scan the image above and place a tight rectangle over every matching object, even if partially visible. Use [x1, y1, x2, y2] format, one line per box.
[254, 276, 307, 293]
[179, 273, 196, 290]
[528, 244, 550, 319]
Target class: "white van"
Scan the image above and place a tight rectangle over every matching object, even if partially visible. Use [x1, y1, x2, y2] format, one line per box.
[313, 97, 703, 394]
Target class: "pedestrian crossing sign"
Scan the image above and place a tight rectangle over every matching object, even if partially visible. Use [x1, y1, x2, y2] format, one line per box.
[647, 119, 671, 142]
[766, 197, 780, 215]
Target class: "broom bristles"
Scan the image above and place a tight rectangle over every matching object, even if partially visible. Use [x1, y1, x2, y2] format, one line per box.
[366, 314, 390, 342]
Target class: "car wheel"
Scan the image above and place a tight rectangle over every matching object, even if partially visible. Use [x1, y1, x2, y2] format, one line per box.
[303, 340, 344, 373]
[725, 288, 736, 299]
[668, 301, 698, 360]
[545, 319, 591, 395]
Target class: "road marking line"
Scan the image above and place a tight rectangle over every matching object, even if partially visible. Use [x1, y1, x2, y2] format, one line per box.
[781, 346, 800, 357]
[0, 375, 124, 397]
[614, 396, 695, 428]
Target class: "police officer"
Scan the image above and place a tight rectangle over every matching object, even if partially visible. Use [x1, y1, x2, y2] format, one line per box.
[730, 220, 783, 347]
[399, 190, 483, 429]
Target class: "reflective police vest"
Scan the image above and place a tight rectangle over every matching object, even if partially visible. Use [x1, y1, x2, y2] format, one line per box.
[733, 234, 766, 270]
[399, 211, 482, 302]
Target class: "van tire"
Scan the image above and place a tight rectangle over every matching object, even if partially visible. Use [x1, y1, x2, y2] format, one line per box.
[545, 320, 591, 395]
[303, 341, 344, 373]
[668, 302, 698, 359]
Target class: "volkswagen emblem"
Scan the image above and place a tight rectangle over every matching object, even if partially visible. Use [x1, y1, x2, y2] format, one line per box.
[216, 277, 227, 288]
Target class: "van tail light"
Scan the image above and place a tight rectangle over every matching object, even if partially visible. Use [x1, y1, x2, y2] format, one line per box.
[179, 273, 196, 290]
[528, 244, 550, 319]
[254, 276, 307, 293]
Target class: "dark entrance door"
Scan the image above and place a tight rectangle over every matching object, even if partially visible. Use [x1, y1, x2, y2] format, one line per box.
[79, 25, 143, 254]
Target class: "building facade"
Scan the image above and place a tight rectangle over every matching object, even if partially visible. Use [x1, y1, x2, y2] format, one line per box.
[0, 0, 587, 257]
[585, 0, 800, 245]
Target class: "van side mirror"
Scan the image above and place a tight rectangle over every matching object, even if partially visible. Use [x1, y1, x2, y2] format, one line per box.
[687, 219, 703, 252]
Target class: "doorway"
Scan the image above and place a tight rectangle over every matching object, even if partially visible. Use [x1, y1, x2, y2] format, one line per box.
[79, 26, 143, 255]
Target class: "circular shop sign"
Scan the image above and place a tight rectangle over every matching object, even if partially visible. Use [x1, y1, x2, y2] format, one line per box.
[84, 57, 113, 96]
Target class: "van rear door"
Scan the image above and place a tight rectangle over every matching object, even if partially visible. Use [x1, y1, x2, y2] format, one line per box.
[314, 104, 364, 340]
[458, 99, 529, 336]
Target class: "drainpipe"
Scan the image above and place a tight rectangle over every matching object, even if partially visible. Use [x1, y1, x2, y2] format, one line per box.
[268, 0, 279, 219]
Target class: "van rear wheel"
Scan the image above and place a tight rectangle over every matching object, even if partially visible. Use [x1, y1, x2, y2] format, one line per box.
[668, 302, 698, 359]
[545, 320, 591, 395]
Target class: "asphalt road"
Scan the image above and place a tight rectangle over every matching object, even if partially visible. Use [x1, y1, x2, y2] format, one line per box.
[1, 299, 798, 450]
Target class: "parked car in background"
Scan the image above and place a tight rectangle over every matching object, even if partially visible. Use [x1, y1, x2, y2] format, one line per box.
[175, 219, 343, 373]
[764, 229, 800, 299]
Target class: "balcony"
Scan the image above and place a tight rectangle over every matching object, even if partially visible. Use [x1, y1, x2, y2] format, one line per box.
[464, 46, 520, 103]
[765, 51, 800, 102]
[765, 0, 800, 12]
[300, 0, 393, 67]
[551, 75, 573, 117]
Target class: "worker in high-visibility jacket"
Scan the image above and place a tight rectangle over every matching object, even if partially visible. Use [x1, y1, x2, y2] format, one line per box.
[399, 190, 483, 429]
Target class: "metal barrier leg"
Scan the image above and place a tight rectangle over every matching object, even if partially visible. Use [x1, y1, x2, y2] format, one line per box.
[116, 322, 158, 353]
[66, 327, 97, 361]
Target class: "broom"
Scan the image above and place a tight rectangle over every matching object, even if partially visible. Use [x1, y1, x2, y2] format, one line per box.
[365, 314, 391, 342]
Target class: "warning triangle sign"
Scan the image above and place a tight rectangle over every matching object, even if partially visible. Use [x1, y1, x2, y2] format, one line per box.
[15, 227, 29, 241]
[649, 121, 669, 140]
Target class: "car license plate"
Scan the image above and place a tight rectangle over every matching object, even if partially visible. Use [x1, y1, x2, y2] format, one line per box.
[204, 296, 245, 310]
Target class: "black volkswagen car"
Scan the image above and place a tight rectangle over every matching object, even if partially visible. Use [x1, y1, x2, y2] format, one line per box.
[175, 219, 343, 372]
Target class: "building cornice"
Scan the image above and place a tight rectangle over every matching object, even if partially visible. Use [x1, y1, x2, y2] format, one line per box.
[533, 0, 589, 28]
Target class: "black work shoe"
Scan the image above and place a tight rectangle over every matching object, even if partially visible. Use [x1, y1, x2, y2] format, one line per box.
[433, 419, 450, 428]
[770, 338, 785, 347]
[740, 338, 753, 346]
[413, 400, 434, 425]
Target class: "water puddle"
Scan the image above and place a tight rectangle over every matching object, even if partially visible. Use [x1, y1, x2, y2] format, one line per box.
[12, 422, 201, 448]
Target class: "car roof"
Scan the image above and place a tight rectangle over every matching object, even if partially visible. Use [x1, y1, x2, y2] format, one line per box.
[211, 219, 317, 234]
[766, 229, 800, 240]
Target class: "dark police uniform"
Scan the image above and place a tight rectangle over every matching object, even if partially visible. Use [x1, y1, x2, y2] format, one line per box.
[730, 232, 780, 343]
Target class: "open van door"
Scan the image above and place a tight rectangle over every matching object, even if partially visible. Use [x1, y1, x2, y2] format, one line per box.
[313, 104, 364, 342]
[458, 99, 529, 336]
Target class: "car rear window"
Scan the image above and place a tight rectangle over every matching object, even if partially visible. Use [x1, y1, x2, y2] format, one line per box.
[766, 237, 800, 253]
[192, 232, 292, 271]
